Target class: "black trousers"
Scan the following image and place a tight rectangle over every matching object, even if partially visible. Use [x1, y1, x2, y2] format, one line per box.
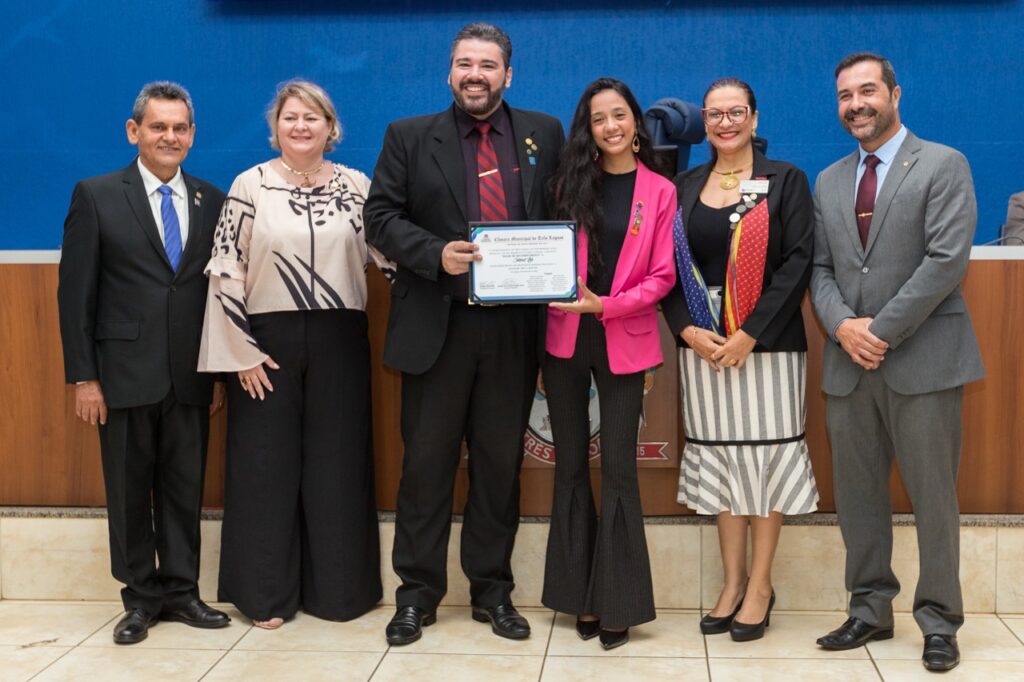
[393, 303, 538, 610]
[99, 389, 208, 616]
[541, 314, 655, 629]
[218, 310, 382, 621]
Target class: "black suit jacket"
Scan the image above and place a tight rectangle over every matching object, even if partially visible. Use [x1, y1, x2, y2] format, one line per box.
[58, 161, 226, 409]
[662, 150, 814, 352]
[364, 104, 565, 374]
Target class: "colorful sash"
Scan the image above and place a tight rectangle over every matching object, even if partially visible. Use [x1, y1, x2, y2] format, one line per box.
[673, 189, 770, 337]
[672, 207, 721, 336]
[722, 193, 769, 336]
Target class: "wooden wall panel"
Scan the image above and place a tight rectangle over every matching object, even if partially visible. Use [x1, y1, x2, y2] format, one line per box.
[2, 261, 1022, 514]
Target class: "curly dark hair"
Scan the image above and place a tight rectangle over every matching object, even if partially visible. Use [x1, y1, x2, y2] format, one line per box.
[550, 77, 657, 277]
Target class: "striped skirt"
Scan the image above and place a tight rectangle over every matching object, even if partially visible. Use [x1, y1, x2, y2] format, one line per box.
[677, 349, 819, 517]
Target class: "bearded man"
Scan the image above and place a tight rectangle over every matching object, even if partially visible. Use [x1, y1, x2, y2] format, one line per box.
[810, 52, 984, 672]
[364, 22, 564, 645]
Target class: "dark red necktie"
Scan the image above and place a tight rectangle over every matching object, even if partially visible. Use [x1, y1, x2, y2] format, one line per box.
[855, 154, 881, 248]
[476, 122, 508, 222]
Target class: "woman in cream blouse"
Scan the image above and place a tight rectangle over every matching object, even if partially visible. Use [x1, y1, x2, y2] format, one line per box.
[199, 80, 392, 629]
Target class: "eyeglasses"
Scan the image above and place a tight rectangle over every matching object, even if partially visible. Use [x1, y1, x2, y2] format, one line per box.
[701, 106, 750, 125]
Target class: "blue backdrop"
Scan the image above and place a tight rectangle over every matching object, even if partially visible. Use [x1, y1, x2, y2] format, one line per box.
[2, 0, 1021, 249]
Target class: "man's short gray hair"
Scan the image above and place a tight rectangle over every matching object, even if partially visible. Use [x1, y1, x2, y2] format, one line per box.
[131, 81, 194, 125]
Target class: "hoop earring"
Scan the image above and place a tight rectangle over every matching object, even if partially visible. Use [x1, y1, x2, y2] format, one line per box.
[631, 134, 640, 153]
[592, 146, 600, 161]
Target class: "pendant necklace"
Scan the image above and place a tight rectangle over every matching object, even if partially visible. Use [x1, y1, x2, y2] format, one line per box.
[711, 165, 749, 191]
[281, 159, 325, 188]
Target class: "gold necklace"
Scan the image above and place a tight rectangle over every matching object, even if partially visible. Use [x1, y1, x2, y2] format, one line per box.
[711, 165, 750, 191]
[280, 159, 325, 188]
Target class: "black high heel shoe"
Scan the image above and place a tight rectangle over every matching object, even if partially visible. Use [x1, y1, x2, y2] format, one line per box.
[729, 591, 775, 642]
[575, 617, 601, 641]
[700, 595, 745, 635]
[599, 627, 629, 650]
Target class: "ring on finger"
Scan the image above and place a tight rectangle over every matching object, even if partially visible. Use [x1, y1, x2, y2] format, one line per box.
[240, 376, 250, 387]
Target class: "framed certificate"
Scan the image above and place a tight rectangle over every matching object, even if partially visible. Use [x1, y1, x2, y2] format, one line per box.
[468, 221, 578, 305]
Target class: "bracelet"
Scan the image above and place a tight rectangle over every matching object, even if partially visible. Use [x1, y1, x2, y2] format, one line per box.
[690, 327, 698, 346]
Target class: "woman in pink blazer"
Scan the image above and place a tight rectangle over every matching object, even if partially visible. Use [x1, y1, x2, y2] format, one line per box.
[541, 78, 676, 650]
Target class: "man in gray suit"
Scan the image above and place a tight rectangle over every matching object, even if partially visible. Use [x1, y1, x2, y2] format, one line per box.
[810, 52, 984, 672]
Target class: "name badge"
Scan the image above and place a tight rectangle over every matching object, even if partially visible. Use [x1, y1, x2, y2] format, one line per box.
[739, 179, 769, 194]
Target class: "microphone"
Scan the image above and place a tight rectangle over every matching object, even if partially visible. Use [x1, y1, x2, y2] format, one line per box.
[980, 229, 1024, 246]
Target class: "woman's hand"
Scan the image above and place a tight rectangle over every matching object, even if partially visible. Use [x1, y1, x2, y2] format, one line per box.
[682, 325, 727, 371]
[549, 277, 603, 314]
[237, 357, 280, 400]
[711, 329, 757, 369]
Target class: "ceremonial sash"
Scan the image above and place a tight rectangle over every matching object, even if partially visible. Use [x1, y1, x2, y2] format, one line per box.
[673, 187, 770, 337]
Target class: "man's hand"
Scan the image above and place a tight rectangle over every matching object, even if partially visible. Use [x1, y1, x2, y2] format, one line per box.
[75, 380, 107, 426]
[836, 317, 889, 370]
[210, 381, 226, 416]
[441, 240, 481, 275]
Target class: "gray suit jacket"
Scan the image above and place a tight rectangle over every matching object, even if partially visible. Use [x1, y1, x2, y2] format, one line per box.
[1004, 191, 1024, 243]
[810, 130, 984, 397]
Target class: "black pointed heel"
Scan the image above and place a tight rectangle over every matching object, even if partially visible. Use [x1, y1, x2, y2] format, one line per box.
[729, 591, 775, 642]
[700, 594, 745, 635]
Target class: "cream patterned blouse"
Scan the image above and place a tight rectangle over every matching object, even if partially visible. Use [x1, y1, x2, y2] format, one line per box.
[198, 162, 393, 372]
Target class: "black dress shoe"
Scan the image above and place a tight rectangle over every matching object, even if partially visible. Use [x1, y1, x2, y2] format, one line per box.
[816, 616, 894, 650]
[386, 606, 436, 646]
[575, 617, 601, 640]
[113, 609, 158, 644]
[598, 627, 629, 650]
[700, 596, 744, 635]
[471, 603, 531, 639]
[160, 599, 231, 629]
[923, 634, 960, 671]
[730, 591, 775, 642]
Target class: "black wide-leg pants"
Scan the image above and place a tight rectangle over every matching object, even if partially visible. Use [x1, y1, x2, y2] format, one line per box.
[99, 390, 209, 616]
[218, 309, 382, 621]
[393, 303, 538, 611]
[541, 314, 655, 629]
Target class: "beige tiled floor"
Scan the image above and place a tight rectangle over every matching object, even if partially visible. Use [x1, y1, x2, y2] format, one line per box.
[2, 602, 1024, 681]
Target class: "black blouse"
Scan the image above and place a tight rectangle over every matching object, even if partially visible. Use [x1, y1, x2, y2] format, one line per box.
[688, 199, 735, 288]
[590, 169, 635, 296]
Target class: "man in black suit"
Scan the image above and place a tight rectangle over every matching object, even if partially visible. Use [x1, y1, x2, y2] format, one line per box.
[58, 82, 230, 644]
[365, 22, 564, 645]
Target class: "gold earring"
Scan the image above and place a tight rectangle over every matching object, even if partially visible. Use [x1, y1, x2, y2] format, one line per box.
[631, 134, 640, 153]
[752, 128, 757, 139]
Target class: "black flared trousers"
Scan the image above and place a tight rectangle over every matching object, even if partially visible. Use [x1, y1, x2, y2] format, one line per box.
[541, 314, 655, 628]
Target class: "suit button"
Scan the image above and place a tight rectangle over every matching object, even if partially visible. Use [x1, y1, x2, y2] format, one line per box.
[171, 286, 177, 291]
[861, 267, 869, 274]
[443, 294, 451, 302]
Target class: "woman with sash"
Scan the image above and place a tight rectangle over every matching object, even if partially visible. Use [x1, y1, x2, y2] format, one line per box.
[662, 78, 818, 642]
[542, 78, 676, 650]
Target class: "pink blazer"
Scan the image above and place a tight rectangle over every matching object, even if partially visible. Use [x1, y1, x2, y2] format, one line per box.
[546, 161, 677, 374]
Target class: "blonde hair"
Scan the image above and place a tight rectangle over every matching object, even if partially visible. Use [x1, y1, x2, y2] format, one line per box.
[266, 79, 342, 152]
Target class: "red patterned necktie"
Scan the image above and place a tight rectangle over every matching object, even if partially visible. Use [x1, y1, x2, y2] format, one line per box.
[855, 154, 881, 248]
[476, 122, 508, 222]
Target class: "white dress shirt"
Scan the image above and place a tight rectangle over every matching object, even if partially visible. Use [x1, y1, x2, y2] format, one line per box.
[855, 125, 908, 201]
[137, 159, 189, 247]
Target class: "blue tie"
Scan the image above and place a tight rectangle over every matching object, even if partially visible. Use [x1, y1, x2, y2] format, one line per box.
[158, 185, 182, 271]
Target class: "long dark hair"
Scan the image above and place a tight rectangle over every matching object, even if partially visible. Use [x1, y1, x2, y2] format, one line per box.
[550, 77, 657, 276]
